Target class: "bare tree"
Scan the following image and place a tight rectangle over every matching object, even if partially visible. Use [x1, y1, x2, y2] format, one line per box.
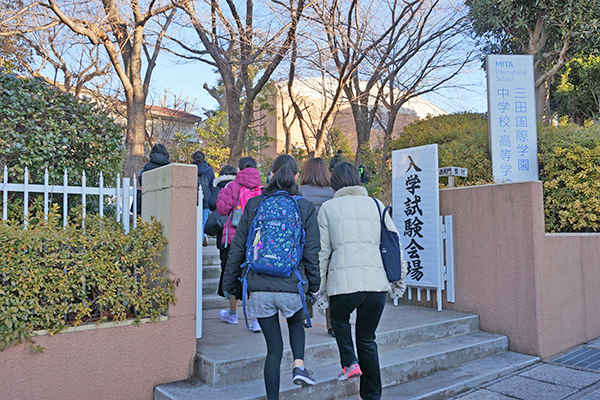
[371, 0, 474, 165]
[313, 0, 473, 165]
[171, 0, 306, 165]
[3, 0, 185, 177]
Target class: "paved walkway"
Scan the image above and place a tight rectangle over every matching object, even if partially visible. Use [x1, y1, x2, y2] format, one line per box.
[449, 338, 600, 400]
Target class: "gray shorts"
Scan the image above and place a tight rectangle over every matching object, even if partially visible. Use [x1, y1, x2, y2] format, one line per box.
[250, 292, 303, 319]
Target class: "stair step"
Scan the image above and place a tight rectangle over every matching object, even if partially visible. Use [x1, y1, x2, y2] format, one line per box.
[155, 332, 511, 400]
[202, 278, 220, 295]
[203, 265, 222, 279]
[202, 252, 220, 266]
[376, 351, 539, 400]
[202, 294, 229, 311]
[196, 307, 481, 387]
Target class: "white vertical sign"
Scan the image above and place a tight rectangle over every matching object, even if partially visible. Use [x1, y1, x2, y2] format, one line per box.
[487, 55, 539, 183]
[392, 145, 441, 288]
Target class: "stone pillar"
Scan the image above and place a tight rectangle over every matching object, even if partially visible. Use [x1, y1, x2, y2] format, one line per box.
[142, 163, 198, 319]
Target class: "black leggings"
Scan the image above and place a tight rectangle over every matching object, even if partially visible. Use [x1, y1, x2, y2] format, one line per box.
[258, 309, 305, 400]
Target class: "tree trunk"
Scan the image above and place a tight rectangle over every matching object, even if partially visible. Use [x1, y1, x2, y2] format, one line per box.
[124, 92, 147, 179]
[536, 81, 550, 123]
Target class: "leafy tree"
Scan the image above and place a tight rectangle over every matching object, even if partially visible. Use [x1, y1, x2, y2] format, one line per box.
[467, 0, 600, 123]
[553, 55, 600, 125]
[196, 110, 231, 171]
[0, 72, 124, 186]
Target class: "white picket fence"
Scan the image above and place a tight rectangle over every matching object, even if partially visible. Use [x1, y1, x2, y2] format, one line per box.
[1, 165, 137, 233]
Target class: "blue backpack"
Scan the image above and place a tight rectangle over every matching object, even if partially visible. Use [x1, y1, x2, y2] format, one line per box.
[240, 191, 313, 327]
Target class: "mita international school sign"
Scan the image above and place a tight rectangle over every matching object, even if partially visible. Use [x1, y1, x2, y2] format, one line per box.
[392, 144, 441, 289]
[486, 55, 539, 183]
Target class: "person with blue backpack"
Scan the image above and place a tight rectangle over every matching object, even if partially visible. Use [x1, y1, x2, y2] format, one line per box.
[222, 154, 321, 399]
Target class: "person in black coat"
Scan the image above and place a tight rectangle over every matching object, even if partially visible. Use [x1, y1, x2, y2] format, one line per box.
[222, 154, 320, 399]
[135, 143, 170, 215]
[209, 165, 237, 298]
[192, 150, 215, 245]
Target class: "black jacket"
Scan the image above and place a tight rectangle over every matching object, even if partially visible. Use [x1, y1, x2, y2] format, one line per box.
[139, 150, 170, 186]
[195, 161, 215, 209]
[222, 188, 321, 294]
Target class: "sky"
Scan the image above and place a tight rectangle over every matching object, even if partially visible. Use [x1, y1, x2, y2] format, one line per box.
[150, 54, 490, 117]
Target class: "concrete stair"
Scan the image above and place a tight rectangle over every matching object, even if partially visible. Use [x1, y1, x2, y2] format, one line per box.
[155, 302, 539, 400]
[201, 240, 229, 311]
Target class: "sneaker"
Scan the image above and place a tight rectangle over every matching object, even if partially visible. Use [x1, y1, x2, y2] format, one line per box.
[292, 367, 316, 386]
[337, 363, 362, 381]
[218, 309, 238, 325]
[327, 328, 335, 338]
[249, 319, 262, 332]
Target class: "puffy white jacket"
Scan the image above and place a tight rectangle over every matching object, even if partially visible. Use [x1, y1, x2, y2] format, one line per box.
[318, 185, 406, 297]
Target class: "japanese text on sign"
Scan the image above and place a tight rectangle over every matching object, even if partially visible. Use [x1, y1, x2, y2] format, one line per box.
[486, 55, 538, 183]
[392, 145, 441, 289]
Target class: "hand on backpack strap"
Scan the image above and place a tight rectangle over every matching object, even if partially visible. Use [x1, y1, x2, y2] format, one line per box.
[389, 280, 406, 299]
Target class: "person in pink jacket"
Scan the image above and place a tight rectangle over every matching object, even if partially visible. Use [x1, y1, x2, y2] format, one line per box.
[216, 156, 262, 331]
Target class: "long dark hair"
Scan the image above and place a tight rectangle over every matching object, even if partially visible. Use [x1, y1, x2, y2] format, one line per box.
[264, 154, 299, 195]
[300, 157, 330, 187]
[330, 162, 361, 191]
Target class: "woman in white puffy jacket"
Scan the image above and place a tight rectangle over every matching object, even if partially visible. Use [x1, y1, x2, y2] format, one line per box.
[317, 162, 406, 400]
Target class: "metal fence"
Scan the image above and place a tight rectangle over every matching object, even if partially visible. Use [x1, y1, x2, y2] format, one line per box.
[1, 165, 137, 233]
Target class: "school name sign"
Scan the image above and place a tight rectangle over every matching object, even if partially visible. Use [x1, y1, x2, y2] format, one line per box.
[486, 55, 539, 183]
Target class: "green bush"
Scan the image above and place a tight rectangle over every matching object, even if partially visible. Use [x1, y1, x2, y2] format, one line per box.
[391, 113, 493, 186]
[538, 123, 600, 232]
[389, 113, 600, 232]
[0, 207, 174, 352]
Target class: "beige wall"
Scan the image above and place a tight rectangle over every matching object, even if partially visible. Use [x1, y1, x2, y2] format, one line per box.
[0, 164, 198, 400]
[432, 181, 600, 359]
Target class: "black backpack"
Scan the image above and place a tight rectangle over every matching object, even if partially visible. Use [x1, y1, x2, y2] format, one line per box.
[198, 173, 211, 205]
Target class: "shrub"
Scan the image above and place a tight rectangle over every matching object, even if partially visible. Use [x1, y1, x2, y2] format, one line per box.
[391, 113, 493, 187]
[389, 113, 600, 232]
[538, 123, 600, 232]
[0, 207, 174, 352]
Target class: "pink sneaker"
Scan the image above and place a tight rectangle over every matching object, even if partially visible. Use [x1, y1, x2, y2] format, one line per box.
[337, 363, 362, 380]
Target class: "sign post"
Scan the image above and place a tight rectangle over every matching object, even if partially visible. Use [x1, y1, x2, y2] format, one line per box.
[486, 55, 539, 183]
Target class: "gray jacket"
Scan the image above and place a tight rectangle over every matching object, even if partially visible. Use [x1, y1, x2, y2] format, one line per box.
[299, 185, 335, 215]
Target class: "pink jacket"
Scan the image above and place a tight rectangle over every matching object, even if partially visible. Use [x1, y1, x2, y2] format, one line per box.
[216, 167, 262, 245]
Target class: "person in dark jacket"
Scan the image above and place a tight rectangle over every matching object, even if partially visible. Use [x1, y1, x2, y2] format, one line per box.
[298, 157, 335, 336]
[192, 150, 215, 246]
[135, 143, 170, 215]
[222, 154, 321, 399]
[209, 165, 237, 299]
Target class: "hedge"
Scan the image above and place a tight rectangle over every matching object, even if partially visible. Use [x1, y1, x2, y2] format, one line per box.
[0, 207, 173, 352]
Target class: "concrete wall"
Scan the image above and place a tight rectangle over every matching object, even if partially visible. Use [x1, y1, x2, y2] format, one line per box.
[435, 181, 600, 359]
[0, 164, 198, 400]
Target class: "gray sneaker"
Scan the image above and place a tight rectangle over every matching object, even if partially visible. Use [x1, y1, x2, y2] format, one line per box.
[292, 367, 316, 386]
